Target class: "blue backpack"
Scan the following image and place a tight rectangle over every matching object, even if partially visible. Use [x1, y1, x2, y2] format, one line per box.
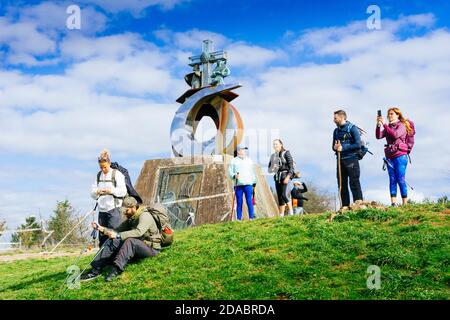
[335, 122, 372, 160]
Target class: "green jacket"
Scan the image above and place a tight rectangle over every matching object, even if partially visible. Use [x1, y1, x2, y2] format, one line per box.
[105, 207, 162, 250]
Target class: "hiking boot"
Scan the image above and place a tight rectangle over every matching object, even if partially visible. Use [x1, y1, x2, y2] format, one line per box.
[80, 268, 102, 281]
[105, 266, 121, 282]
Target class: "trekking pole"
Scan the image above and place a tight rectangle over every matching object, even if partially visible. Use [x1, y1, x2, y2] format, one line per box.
[48, 204, 98, 254]
[58, 237, 111, 298]
[57, 204, 97, 297]
[231, 174, 238, 221]
[337, 150, 343, 209]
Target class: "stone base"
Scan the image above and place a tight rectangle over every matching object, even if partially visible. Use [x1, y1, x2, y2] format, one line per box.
[134, 155, 278, 229]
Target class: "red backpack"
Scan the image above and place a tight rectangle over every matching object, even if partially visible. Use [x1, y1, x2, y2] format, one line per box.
[406, 120, 415, 154]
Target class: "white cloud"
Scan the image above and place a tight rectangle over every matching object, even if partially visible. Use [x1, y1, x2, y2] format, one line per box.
[60, 33, 157, 61]
[233, 16, 450, 201]
[227, 42, 286, 68]
[17, 1, 107, 35]
[155, 28, 228, 50]
[0, 12, 449, 232]
[79, 0, 189, 16]
[292, 14, 436, 57]
[154, 28, 285, 69]
[0, 1, 108, 66]
[0, 17, 56, 57]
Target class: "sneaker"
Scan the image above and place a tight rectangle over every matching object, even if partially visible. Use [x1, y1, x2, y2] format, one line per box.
[80, 268, 102, 281]
[105, 266, 121, 282]
[391, 203, 398, 207]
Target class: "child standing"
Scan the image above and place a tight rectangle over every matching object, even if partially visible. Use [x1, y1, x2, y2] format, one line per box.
[290, 172, 308, 215]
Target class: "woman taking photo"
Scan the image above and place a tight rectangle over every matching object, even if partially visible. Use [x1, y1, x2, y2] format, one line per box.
[268, 139, 295, 216]
[376, 107, 413, 206]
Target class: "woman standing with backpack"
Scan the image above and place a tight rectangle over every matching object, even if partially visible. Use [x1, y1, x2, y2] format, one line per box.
[376, 108, 414, 206]
[268, 139, 295, 216]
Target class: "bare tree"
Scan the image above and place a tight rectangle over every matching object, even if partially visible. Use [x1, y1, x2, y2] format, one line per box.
[0, 219, 6, 236]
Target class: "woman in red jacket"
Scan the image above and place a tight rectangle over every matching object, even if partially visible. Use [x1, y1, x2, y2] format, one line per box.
[376, 107, 413, 206]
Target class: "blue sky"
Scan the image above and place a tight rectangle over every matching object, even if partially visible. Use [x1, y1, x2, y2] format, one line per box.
[0, 0, 449, 236]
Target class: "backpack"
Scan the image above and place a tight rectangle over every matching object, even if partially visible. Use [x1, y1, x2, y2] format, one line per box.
[405, 120, 415, 154]
[97, 162, 143, 205]
[96, 168, 123, 207]
[147, 203, 174, 247]
[336, 122, 372, 160]
[278, 150, 296, 170]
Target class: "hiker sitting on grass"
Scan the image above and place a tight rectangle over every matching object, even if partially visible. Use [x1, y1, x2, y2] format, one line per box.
[81, 196, 162, 282]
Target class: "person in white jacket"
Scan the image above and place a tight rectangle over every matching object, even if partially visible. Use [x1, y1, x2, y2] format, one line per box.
[91, 150, 127, 246]
[228, 145, 256, 220]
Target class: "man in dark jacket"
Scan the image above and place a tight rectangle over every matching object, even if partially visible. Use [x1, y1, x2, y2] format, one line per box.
[333, 110, 364, 208]
[81, 196, 162, 282]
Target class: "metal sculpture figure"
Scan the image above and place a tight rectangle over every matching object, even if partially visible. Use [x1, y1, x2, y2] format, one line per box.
[171, 40, 243, 157]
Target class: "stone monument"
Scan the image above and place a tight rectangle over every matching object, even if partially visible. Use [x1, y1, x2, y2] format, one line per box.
[134, 40, 278, 229]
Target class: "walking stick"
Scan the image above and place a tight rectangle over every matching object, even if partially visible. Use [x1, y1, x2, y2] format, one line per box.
[337, 150, 343, 209]
[58, 238, 111, 298]
[231, 174, 237, 221]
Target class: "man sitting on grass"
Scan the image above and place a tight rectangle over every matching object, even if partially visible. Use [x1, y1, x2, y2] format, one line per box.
[81, 196, 162, 282]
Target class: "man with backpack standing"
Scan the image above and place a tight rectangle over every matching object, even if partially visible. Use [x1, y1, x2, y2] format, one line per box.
[80, 196, 166, 282]
[332, 110, 364, 209]
[91, 150, 127, 246]
[376, 107, 415, 206]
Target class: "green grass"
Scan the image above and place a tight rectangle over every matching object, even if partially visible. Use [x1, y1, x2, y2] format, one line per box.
[0, 203, 449, 300]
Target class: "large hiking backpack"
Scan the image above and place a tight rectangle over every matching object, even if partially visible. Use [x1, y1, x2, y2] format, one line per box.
[147, 203, 174, 247]
[405, 120, 415, 154]
[279, 150, 297, 169]
[97, 162, 143, 205]
[336, 122, 372, 160]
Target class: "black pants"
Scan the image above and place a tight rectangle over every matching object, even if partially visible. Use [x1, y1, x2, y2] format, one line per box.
[91, 238, 159, 271]
[275, 180, 290, 205]
[98, 208, 122, 246]
[337, 157, 363, 207]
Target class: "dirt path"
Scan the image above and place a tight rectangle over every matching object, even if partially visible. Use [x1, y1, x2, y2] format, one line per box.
[0, 250, 96, 262]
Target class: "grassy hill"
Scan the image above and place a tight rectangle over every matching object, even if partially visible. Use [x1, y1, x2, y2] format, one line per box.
[0, 203, 449, 300]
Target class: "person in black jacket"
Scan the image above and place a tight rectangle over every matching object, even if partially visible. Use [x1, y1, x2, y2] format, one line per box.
[290, 172, 308, 215]
[268, 139, 295, 216]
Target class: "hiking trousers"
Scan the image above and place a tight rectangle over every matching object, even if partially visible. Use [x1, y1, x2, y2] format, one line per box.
[98, 208, 122, 246]
[386, 154, 408, 198]
[235, 185, 255, 220]
[91, 238, 160, 271]
[275, 180, 290, 205]
[337, 157, 363, 207]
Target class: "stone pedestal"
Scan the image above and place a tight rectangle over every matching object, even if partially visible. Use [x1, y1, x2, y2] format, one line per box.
[134, 155, 278, 229]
